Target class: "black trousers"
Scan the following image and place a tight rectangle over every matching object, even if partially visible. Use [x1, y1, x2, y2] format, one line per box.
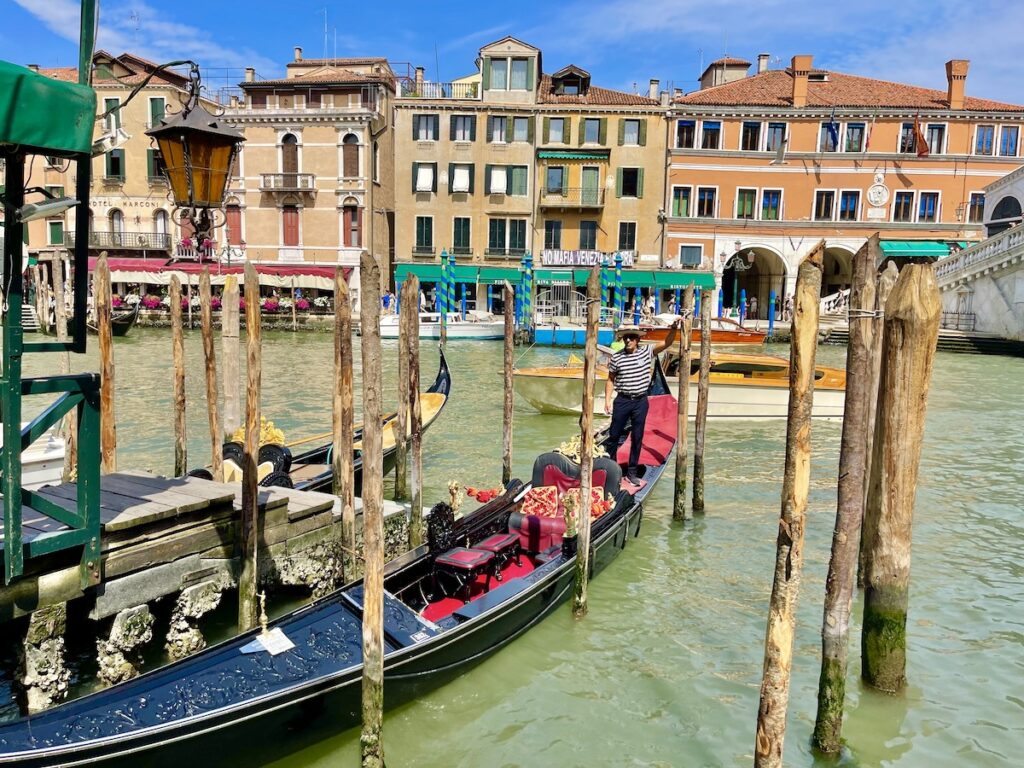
[603, 395, 648, 474]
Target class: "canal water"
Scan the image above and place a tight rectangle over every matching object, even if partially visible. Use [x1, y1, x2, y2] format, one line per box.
[13, 330, 1024, 766]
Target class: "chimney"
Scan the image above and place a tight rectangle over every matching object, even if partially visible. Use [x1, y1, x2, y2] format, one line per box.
[648, 78, 659, 99]
[229, 94, 239, 108]
[27, 64, 40, 72]
[674, 88, 683, 98]
[757, 54, 770, 74]
[660, 90, 670, 106]
[790, 54, 812, 108]
[946, 59, 969, 110]
[245, 67, 255, 83]
[415, 66, 425, 87]
[294, 46, 303, 62]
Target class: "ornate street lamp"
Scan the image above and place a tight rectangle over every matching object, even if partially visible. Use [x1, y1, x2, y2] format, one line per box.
[146, 63, 244, 251]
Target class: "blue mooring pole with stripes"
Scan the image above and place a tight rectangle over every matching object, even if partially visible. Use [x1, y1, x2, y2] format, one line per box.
[614, 252, 623, 327]
[768, 289, 776, 338]
[739, 287, 747, 324]
[440, 249, 449, 333]
[522, 251, 533, 334]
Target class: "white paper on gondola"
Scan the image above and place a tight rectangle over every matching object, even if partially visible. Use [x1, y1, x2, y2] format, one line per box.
[240, 627, 295, 656]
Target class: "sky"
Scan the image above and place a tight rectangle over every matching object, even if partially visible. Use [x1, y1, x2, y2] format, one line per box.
[5, 0, 1024, 105]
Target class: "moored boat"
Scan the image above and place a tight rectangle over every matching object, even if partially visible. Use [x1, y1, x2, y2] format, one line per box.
[375, 312, 504, 340]
[641, 315, 767, 346]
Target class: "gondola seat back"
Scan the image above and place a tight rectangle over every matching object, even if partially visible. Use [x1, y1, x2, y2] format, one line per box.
[530, 452, 622, 498]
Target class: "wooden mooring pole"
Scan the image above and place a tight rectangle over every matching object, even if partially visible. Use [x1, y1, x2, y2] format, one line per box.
[95, 253, 117, 473]
[394, 285, 410, 501]
[406, 276, 425, 548]
[502, 281, 515, 487]
[754, 244, 823, 768]
[672, 285, 695, 521]
[573, 267, 600, 617]
[359, 251, 386, 767]
[199, 269, 222, 481]
[332, 270, 356, 581]
[691, 288, 711, 512]
[238, 262, 262, 633]
[221, 276, 241, 439]
[51, 258, 77, 481]
[860, 263, 941, 693]
[170, 275, 187, 477]
[812, 235, 878, 753]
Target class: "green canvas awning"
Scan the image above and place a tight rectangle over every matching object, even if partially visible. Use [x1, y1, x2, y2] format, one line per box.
[537, 150, 610, 160]
[655, 271, 716, 289]
[879, 240, 952, 258]
[478, 267, 520, 285]
[0, 60, 96, 155]
[395, 263, 442, 282]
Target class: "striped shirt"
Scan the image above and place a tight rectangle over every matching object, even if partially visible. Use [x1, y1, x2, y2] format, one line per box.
[608, 344, 653, 396]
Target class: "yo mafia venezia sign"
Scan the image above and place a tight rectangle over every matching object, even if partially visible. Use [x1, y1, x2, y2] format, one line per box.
[540, 249, 635, 267]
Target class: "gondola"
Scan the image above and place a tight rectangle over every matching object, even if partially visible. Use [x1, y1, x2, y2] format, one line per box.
[47, 303, 140, 338]
[0, 359, 676, 768]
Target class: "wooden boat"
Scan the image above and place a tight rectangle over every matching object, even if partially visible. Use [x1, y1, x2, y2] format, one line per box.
[0, 425, 65, 491]
[47, 303, 140, 338]
[639, 316, 766, 345]
[375, 312, 505, 340]
[514, 350, 846, 421]
[0, 362, 676, 768]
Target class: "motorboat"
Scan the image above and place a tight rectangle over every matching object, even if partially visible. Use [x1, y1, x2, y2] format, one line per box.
[375, 311, 504, 340]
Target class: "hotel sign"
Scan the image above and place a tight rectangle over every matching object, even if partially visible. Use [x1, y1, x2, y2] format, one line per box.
[91, 196, 167, 210]
[540, 249, 635, 267]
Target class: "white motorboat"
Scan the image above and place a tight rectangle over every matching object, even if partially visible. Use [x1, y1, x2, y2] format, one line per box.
[375, 311, 505, 340]
[0, 425, 66, 490]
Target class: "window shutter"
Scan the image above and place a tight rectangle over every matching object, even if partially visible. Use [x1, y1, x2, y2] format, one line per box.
[448, 163, 455, 194]
[412, 115, 418, 140]
[617, 119, 626, 146]
[526, 58, 535, 89]
[469, 115, 477, 141]
[147, 149, 155, 178]
[578, 119, 586, 146]
[505, 117, 513, 140]
[637, 168, 644, 198]
[450, 115, 457, 141]
[432, 115, 440, 140]
[638, 119, 647, 146]
[105, 151, 113, 177]
[431, 163, 437, 193]
[486, 116, 494, 142]
[468, 163, 475, 194]
[527, 117, 534, 144]
[615, 168, 623, 198]
[482, 58, 491, 90]
[412, 162, 418, 194]
[599, 118, 608, 145]
[485, 164, 492, 193]
[543, 117, 550, 144]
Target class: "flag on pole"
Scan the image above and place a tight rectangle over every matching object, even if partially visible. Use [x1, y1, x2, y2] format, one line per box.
[827, 107, 840, 151]
[770, 136, 789, 165]
[913, 114, 930, 158]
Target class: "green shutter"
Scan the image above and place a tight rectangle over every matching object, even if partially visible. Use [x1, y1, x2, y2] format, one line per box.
[615, 168, 623, 198]
[105, 150, 113, 177]
[147, 148, 155, 178]
[431, 163, 437, 192]
[411, 115, 418, 140]
[485, 164, 492, 193]
[448, 163, 455, 194]
[543, 117, 550, 144]
[637, 168, 644, 198]
[617, 118, 626, 146]
[526, 58, 535, 90]
[150, 98, 164, 126]
[506, 117, 513, 140]
[578, 118, 586, 145]
[564, 117, 572, 144]
[469, 115, 477, 141]
[449, 115, 456, 141]
[639, 119, 647, 146]
[486, 116, 494, 142]
[411, 162, 418, 193]
[482, 58, 491, 90]
[432, 115, 440, 139]
[599, 118, 608, 145]
[468, 163, 475, 194]
[527, 117, 534, 144]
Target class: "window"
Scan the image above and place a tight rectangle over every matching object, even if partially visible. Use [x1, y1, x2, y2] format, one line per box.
[701, 121, 721, 149]
[487, 218, 527, 254]
[999, 126, 1019, 157]
[814, 190, 835, 220]
[44, 184, 65, 198]
[413, 162, 436, 193]
[453, 217, 471, 254]
[110, 209, 124, 235]
[839, 191, 860, 221]
[491, 58, 508, 90]
[149, 97, 165, 127]
[512, 117, 531, 142]
[342, 134, 359, 177]
[926, 124, 945, 155]
[509, 165, 528, 196]
[488, 165, 508, 194]
[819, 122, 839, 152]
[761, 189, 782, 221]
[415, 216, 433, 253]
[918, 192, 939, 222]
[679, 245, 702, 268]
[899, 123, 916, 154]
[250, 92, 267, 109]
[489, 116, 507, 143]
[488, 218, 506, 253]
[893, 191, 915, 222]
[975, 125, 995, 155]
[696, 187, 716, 217]
[618, 222, 636, 251]
[676, 120, 695, 149]
[48, 220, 64, 246]
[413, 114, 439, 141]
[343, 204, 361, 247]
[373, 141, 380, 182]
[147, 149, 167, 181]
[509, 219, 527, 253]
[622, 119, 640, 146]
[550, 118, 566, 144]
[736, 188, 756, 219]
[451, 114, 476, 142]
[671, 186, 691, 217]
[618, 168, 643, 198]
[282, 205, 299, 247]
[579, 220, 598, 250]
[103, 97, 120, 132]
[845, 123, 865, 152]
[307, 90, 321, 108]
[105, 149, 125, 180]
[968, 193, 985, 223]
[450, 163, 472, 193]
[766, 122, 786, 153]
[510, 58, 528, 90]
[584, 118, 600, 144]
[741, 122, 761, 151]
[544, 220, 562, 249]
[223, 207, 239, 244]
[546, 166, 565, 194]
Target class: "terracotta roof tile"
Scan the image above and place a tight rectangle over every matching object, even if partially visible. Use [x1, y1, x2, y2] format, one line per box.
[538, 75, 658, 106]
[242, 69, 395, 88]
[37, 66, 78, 83]
[710, 57, 751, 66]
[291, 57, 390, 67]
[674, 68, 1024, 112]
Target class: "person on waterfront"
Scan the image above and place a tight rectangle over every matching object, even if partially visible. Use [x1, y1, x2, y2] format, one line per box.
[603, 321, 681, 484]
[749, 295, 758, 321]
[382, 290, 392, 314]
[419, 289, 427, 313]
[783, 295, 793, 321]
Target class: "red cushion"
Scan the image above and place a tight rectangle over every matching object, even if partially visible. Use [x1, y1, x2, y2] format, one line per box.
[477, 533, 519, 552]
[615, 394, 677, 467]
[542, 465, 607, 496]
[522, 485, 559, 518]
[435, 547, 494, 569]
[512, 514, 566, 553]
[562, 487, 607, 520]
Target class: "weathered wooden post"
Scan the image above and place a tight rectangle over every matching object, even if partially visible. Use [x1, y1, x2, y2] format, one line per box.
[185, 277, 194, 330]
[51, 258, 77, 481]
[691, 288, 711, 512]
[95, 253, 117, 473]
[358, 250, 386, 767]
[170, 275, 187, 476]
[238, 262, 262, 632]
[672, 285, 695, 521]
[394, 283, 410, 501]
[860, 263, 941, 693]
[199, 269, 223, 481]
[812, 236, 878, 753]
[221, 276, 241, 439]
[573, 267, 600, 617]
[502, 281, 515, 486]
[406, 276, 425, 548]
[332, 270, 356, 581]
[754, 244, 823, 768]
[290, 277, 298, 332]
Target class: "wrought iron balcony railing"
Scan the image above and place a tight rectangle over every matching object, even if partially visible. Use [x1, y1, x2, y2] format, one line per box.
[539, 187, 605, 208]
[412, 246, 435, 258]
[65, 231, 172, 250]
[485, 247, 527, 259]
[259, 173, 316, 192]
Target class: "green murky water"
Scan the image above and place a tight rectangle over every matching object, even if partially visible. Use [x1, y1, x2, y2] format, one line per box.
[14, 330, 1024, 766]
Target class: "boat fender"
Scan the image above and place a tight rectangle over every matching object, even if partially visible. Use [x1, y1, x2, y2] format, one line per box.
[222, 441, 245, 466]
[258, 443, 292, 474]
[259, 470, 294, 489]
[187, 468, 214, 480]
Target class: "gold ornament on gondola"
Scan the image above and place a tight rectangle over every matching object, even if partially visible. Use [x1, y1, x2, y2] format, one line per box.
[230, 416, 285, 447]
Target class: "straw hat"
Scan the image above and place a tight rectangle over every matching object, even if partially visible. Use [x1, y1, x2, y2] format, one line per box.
[614, 325, 643, 340]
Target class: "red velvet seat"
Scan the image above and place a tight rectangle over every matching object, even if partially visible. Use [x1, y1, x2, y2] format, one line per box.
[475, 532, 521, 580]
[433, 547, 495, 602]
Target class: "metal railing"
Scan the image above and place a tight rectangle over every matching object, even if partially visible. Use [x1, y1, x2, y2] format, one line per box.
[259, 173, 316, 192]
[147, 174, 168, 185]
[400, 81, 480, 99]
[940, 311, 976, 331]
[412, 246, 435, 258]
[539, 187, 605, 207]
[485, 247, 527, 259]
[66, 231, 172, 250]
[935, 227, 1024, 285]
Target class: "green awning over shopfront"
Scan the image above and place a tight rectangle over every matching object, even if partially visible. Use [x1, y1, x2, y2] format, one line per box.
[879, 240, 966, 259]
[477, 267, 520, 285]
[395, 264, 442, 282]
[537, 150, 610, 160]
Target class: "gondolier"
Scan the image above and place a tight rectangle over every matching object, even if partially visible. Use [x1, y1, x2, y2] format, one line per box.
[603, 321, 681, 483]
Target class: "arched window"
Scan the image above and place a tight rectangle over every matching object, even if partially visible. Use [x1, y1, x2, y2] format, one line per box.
[154, 209, 168, 235]
[991, 195, 1022, 222]
[226, 204, 242, 245]
[109, 208, 124, 233]
[282, 204, 300, 247]
[282, 133, 299, 184]
[343, 134, 359, 178]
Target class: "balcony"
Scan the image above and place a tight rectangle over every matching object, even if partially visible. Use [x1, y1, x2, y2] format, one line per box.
[259, 173, 317, 193]
[412, 246, 436, 259]
[485, 247, 527, 260]
[539, 187, 605, 209]
[400, 81, 480, 100]
[66, 231, 172, 250]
